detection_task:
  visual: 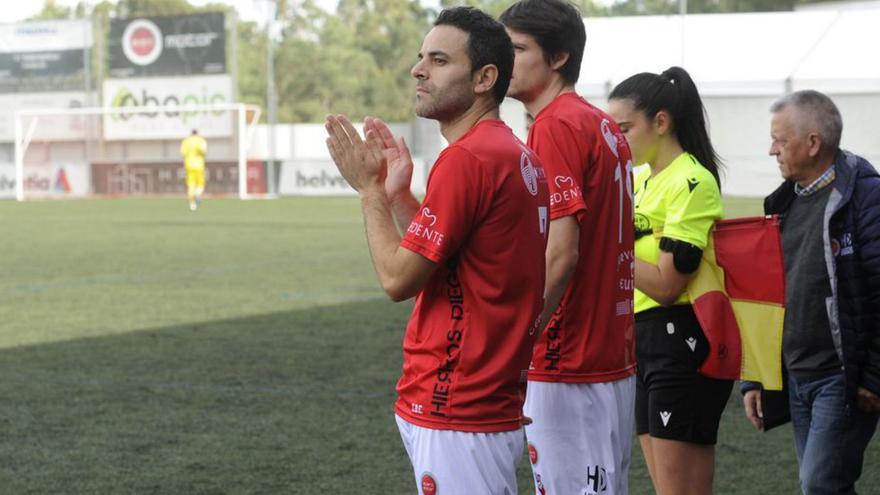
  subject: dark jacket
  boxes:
[742,150,880,424]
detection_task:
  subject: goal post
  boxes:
[14,103,262,201]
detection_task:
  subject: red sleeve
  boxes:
[400,146,487,263]
[529,118,587,222]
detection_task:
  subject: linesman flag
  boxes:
[687,215,786,390]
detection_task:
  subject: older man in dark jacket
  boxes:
[742,90,880,494]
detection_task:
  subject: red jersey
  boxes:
[395,120,549,433]
[527,93,636,383]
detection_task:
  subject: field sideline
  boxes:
[0,197,877,493]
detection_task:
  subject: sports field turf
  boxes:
[1,196,877,493]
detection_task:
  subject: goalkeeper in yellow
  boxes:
[181,129,207,211]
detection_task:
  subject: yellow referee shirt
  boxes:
[633,152,722,314]
[181,135,207,170]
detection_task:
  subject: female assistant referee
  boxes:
[608,66,732,495]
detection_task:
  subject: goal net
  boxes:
[14,103,262,201]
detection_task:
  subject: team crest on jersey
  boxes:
[634,214,652,238]
[600,119,620,158]
[521,152,539,196]
[421,472,437,495]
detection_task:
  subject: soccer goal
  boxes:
[14,103,262,201]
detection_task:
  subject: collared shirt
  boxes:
[794,165,836,197]
[633,152,723,313]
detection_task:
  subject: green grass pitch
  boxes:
[0,196,876,493]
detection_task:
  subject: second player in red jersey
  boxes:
[502,1,636,493]
[527,92,636,382]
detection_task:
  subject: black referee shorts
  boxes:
[635,304,733,445]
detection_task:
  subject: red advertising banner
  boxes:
[90,161,265,195]
[91,162,237,195]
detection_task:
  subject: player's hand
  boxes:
[743,389,764,431]
[325,114,386,193]
[857,386,880,414]
[363,116,413,202]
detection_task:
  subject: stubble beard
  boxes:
[414,83,475,121]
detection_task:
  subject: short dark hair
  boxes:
[434,7,513,105]
[500,0,585,85]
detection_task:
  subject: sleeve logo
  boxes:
[551,175,582,207]
[406,207,445,246]
[554,176,574,188]
[421,207,437,226]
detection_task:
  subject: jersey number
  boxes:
[613,160,634,243]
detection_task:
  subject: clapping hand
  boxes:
[325,114,386,193]
[363,117,414,202]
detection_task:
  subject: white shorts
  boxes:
[523,376,637,495]
[395,415,524,495]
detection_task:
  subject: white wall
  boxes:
[501,90,880,199]
[258,122,432,196]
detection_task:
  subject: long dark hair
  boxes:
[609,66,722,187]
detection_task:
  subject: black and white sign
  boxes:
[0,50,87,92]
[109,12,226,77]
[0,20,91,93]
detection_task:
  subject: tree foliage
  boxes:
[32,0,848,122]
[275,0,429,122]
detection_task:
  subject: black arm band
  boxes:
[658,237,702,274]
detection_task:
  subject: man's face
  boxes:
[411,25,475,121]
[505,28,554,102]
[769,106,815,183]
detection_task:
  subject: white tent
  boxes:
[504,9,880,197]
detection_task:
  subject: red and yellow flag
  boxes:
[687,215,786,390]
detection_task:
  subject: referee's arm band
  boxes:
[658,237,702,274]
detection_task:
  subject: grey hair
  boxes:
[770,90,843,151]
